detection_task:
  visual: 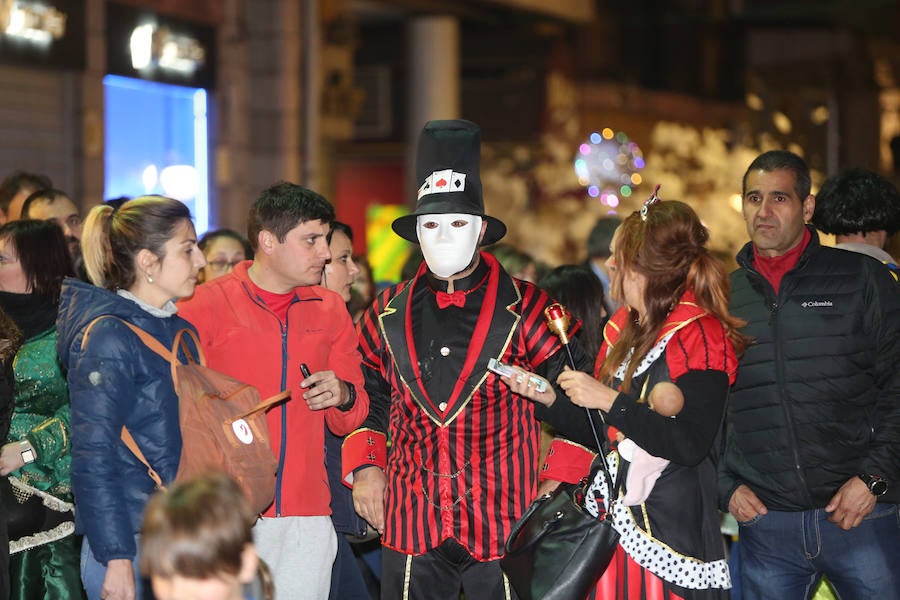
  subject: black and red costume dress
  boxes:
[343,252,594,586]
[545,290,736,600]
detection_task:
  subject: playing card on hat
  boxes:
[392,119,506,245]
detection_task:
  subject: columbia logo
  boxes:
[801,300,833,308]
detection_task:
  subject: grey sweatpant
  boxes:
[253,515,337,599]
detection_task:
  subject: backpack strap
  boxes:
[119,322,175,362]
[81,315,199,365]
[121,324,205,390]
[80,315,190,490]
[80,315,114,351]
[171,329,204,367]
[83,315,203,391]
[80,315,290,486]
[120,427,166,491]
[228,389,292,425]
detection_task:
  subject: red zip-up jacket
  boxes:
[179,261,368,517]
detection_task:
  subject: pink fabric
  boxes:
[619,438,670,505]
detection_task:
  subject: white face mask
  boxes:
[417,213,483,278]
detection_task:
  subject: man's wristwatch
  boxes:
[858,473,888,497]
[20,441,35,464]
[337,381,356,412]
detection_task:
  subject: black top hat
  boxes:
[392,119,506,245]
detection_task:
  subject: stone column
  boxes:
[77,0,106,209]
[247,0,302,187]
[215,0,303,232]
[406,16,460,202]
[214,0,249,230]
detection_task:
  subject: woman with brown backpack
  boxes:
[56,196,206,600]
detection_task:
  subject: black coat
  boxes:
[0,348,15,600]
[719,228,900,511]
[0,359,11,453]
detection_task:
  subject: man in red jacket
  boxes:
[179,182,369,599]
[344,120,593,599]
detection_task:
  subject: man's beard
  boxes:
[68,238,86,280]
[67,238,80,258]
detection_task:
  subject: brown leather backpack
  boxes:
[82,317,289,515]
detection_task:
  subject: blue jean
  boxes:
[81,535,151,600]
[738,503,900,600]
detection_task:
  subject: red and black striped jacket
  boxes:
[343,252,567,560]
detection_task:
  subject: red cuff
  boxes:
[342,428,387,488]
[540,438,596,484]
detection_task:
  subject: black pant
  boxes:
[0,487,9,600]
[381,538,517,600]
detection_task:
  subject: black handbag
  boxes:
[500,303,621,599]
[500,386,620,599]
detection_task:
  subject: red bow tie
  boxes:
[436,290,466,309]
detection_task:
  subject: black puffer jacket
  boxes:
[719,228,900,511]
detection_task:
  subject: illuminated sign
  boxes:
[129,22,206,75]
[106,2,215,89]
[0,0,67,46]
[0,0,83,69]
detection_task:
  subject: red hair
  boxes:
[598,200,748,391]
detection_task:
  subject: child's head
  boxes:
[140,472,258,600]
[647,381,684,417]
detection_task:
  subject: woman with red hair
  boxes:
[512,199,747,599]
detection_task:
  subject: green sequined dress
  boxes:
[6,326,84,600]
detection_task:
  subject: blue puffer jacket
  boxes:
[56,278,189,564]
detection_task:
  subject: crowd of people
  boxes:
[0,118,897,600]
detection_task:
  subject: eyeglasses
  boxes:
[208,259,243,272]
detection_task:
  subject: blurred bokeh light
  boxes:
[574,129,645,209]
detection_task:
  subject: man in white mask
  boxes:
[417,213,483,279]
[343,119,595,599]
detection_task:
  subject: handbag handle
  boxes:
[504,492,571,553]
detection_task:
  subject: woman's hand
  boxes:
[556,367,618,412]
[501,368,556,407]
[0,441,30,475]
[101,559,136,600]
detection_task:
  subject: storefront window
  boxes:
[103,74,209,234]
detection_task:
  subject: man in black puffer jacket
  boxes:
[720,150,900,600]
